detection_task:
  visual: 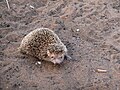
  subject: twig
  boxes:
[5,0,10,10]
[96,69,107,73]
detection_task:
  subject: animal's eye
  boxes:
[51,56,54,58]
[60,56,63,59]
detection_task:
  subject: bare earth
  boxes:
[0,0,120,90]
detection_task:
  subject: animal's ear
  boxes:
[64,54,72,60]
[47,50,56,57]
[47,50,51,56]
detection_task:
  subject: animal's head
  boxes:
[47,44,67,64]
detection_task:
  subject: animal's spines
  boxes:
[47,43,66,54]
[19,28,68,63]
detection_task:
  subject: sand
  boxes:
[0,0,120,90]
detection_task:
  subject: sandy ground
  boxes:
[0,0,120,90]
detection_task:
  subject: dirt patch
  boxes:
[0,0,120,90]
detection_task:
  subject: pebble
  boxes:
[29,5,34,9]
[35,61,41,65]
[76,29,80,32]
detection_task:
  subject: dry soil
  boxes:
[0,0,120,90]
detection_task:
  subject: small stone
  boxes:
[29,5,34,9]
[76,29,80,32]
[37,61,41,64]
[35,61,41,65]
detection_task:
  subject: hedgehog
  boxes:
[19,28,71,64]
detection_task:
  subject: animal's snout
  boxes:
[52,59,63,64]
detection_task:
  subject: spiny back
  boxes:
[19,28,63,59]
